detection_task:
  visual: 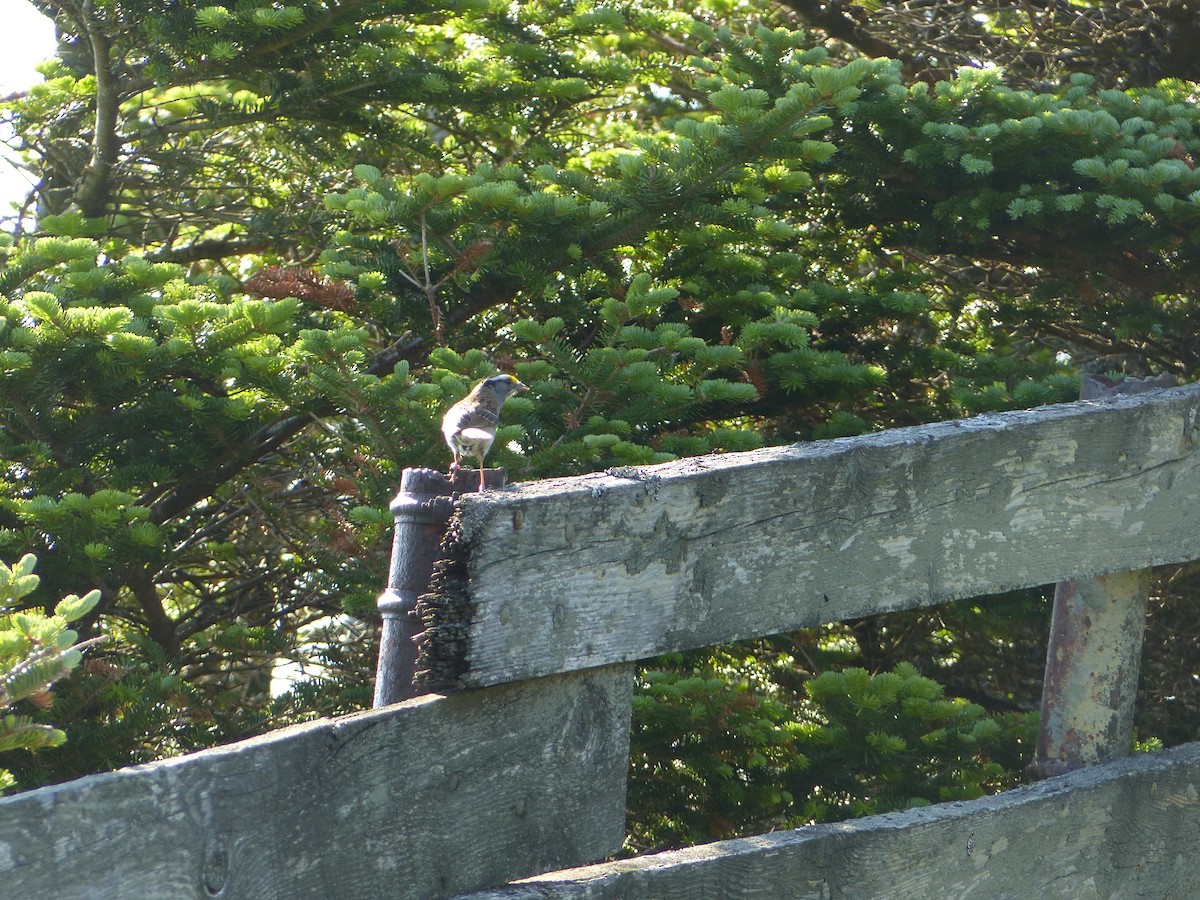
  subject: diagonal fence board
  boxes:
[0,665,634,900]
[418,383,1200,688]
[463,740,1200,900]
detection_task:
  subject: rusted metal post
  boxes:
[373,466,506,707]
[1032,373,1173,778]
[1034,569,1152,777]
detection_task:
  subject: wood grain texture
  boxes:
[418,383,1200,688]
[0,665,634,900]
[465,741,1200,899]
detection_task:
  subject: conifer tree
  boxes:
[0,0,1197,811]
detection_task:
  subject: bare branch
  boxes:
[73,0,121,217]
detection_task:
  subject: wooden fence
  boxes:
[3,382,1200,899]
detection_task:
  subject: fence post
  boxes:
[374,466,506,707]
[1032,373,1173,778]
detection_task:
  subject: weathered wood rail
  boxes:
[469,741,1200,899]
[2,382,1199,899]
[416,380,1200,688]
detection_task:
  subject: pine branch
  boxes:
[243,0,378,59]
[140,255,525,530]
[145,237,276,264]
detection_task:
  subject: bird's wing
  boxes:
[453,406,500,430]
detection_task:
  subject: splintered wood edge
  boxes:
[414,506,475,689]
[413,476,641,689]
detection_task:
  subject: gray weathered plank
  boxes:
[417,383,1200,688]
[463,740,1200,900]
[0,665,634,900]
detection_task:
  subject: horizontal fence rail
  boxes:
[464,741,1200,900]
[0,667,633,900]
[417,382,1200,688]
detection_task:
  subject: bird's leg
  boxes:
[477,464,487,492]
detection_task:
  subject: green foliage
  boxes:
[0,223,414,780]
[1,0,1197,826]
[628,652,1034,850]
[795,663,1033,819]
[822,68,1200,379]
[0,554,100,794]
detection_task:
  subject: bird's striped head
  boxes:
[480,373,528,397]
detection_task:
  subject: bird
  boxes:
[441,373,528,491]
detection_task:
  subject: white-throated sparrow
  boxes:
[442,373,528,491]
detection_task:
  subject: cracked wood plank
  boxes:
[464,740,1200,899]
[0,665,634,900]
[417,383,1200,688]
